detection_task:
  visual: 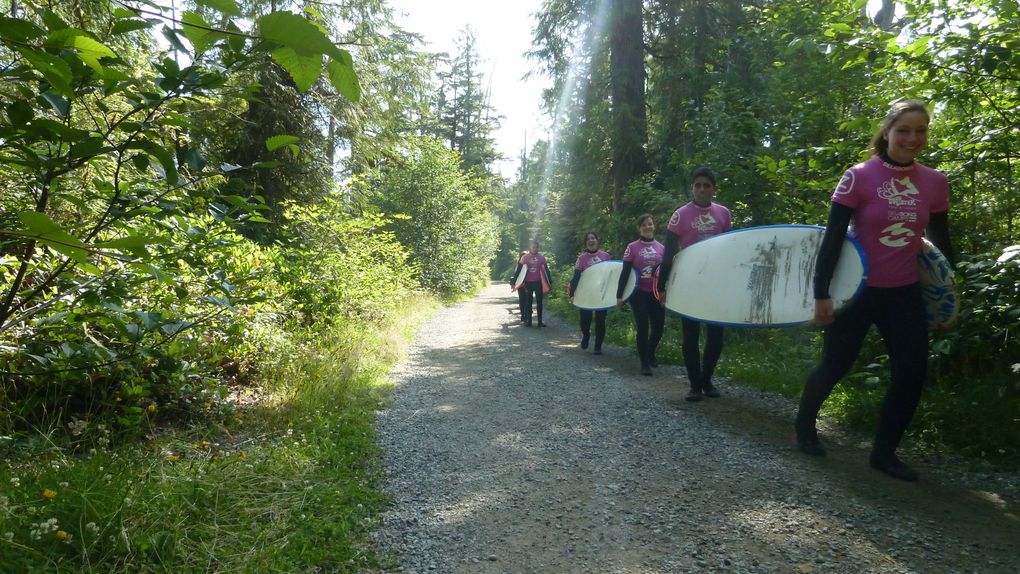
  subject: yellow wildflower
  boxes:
[55,530,68,541]
[42,489,57,500]
[168,454,180,463]
[147,404,157,413]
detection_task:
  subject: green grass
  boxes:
[548,290,1019,470]
[0,295,440,573]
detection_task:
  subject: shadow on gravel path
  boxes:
[374,284,1019,573]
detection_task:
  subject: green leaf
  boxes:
[66,34,117,73]
[0,16,45,41]
[258,12,342,58]
[181,11,216,53]
[40,92,71,116]
[18,211,89,263]
[226,21,245,53]
[7,99,34,124]
[266,135,300,152]
[327,56,361,102]
[271,47,321,92]
[17,47,73,96]
[196,0,242,17]
[110,18,152,35]
[126,140,178,185]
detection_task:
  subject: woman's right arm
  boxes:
[616,260,634,303]
[813,202,853,325]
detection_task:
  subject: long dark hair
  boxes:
[870,99,930,157]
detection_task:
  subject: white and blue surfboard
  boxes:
[571,260,638,311]
[918,239,957,328]
[661,225,868,327]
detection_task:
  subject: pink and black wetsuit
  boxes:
[512,252,552,326]
[568,249,611,351]
[797,154,953,462]
[661,201,733,393]
[617,238,665,370]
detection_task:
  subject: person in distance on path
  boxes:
[658,166,732,402]
[794,99,955,482]
[617,214,665,376]
[568,231,611,354]
[514,250,528,323]
[511,241,553,327]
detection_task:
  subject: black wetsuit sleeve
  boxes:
[568,269,582,296]
[511,263,523,285]
[544,263,552,284]
[617,261,634,299]
[813,202,854,300]
[659,230,681,292]
[926,211,955,265]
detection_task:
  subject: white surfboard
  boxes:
[662,225,867,327]
[572,261,638,311]
[511,263,527,291]
[918,239,957,328]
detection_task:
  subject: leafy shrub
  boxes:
[365,137,499,298]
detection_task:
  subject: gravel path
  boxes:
[373,284,1019,573]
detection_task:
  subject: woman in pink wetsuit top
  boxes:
[794,100,955,482]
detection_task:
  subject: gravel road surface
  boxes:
[373,284,1019,573]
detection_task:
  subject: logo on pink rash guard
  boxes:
[834,170,855,195]
[692,213,717,234]
[877,176,920,206]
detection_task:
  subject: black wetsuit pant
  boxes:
[523,280,544,324]
[681,318,724,391]
[795,284,928,457]
[579,309,607,349]
[517,287,527,321]
[630,290,665,368]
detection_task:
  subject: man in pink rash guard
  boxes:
[795,99,954,482]
[659,166,732,402]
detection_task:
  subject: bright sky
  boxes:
[386,0,549,180]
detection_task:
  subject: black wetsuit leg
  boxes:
[579,309,593,347]
[631,291,661,368]
[593,310,607,349]
[872,284,928,457]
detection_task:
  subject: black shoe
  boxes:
[538,322,547,328]
[685,389,703,402]
[870,453,919,482]
[703,383,720,398]
[641,365,653,376]
[796,427,826,456]
[593,346,602,355]
[580,336,590,350]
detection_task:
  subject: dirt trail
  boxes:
[373,284,1019,573]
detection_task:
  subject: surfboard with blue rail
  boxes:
[661,225,868,327]
[918,239,957,328]
[571,260,638,311]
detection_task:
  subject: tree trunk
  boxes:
[610,0,647,212]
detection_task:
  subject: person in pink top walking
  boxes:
[568,231,612,354]
[617,214,665,376]
[511,241,552,327]
[794,100,955,482]
[658,167,732,402]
